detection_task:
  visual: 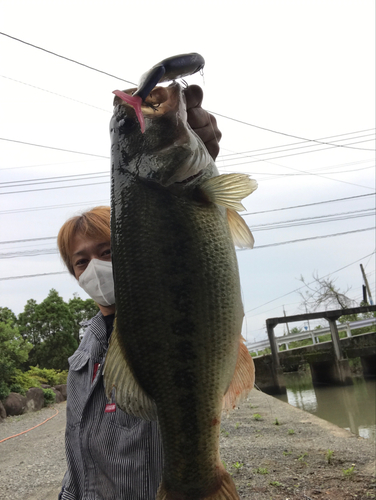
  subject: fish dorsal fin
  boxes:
[200,173,257,211]
[222,338,255,412]
[103,321,157,420]
[227,209,255,249]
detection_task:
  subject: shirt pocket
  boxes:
[66,349,91,428]
[114,406,143,431]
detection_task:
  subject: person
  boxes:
[57,85,221,500]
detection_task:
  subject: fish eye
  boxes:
[118,117,135,134]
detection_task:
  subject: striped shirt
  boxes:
[59,312,163,500]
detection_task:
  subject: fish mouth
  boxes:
[113,83,182,129]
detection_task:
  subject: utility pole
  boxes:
[283,306,290,334]
[304,304,312,331]
[360,264,374,305]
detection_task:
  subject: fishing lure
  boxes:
[113,53,205,133]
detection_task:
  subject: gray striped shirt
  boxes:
[60,312,163,500]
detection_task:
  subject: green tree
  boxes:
[0,307,17,326]
[68,294,99,343]
[0,321,32,399]
[18,289,78,370]
[18,298,39,345]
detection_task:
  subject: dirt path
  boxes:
[0,404,67,500]
[0,391,375,499]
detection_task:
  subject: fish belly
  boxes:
[111,178,243,497]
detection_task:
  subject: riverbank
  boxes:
[0,390,375,499]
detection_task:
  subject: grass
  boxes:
[283,450,292,456]
[326,449,334,464]
[270,481,283,487]
[274,418,280,425]
[342,465,356,479]
[253,413,262,421]
[288,428,295,435]
[254,467,269,474]
[232,461,244,470]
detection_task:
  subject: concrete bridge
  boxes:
[252,305,376,395]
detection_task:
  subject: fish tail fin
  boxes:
[223,338,255,411]
[156,463,239,499]
[200,173,257,212]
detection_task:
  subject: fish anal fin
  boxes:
[103,321,157,420]
[156,460,239,499]
[223,338,255,412]
[227,209,255,249]
[200,173,257,211]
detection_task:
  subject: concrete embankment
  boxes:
[0,391,375,499]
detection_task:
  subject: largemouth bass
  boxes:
[104,81,257,500]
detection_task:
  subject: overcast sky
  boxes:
[0,0,375,343]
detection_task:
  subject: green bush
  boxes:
[27,366,68,386]
[0,380,10,401]
[11,369,41,392]
[42,388,56,406]
[9,383,26,396]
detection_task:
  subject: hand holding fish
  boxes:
[184,84,222,160]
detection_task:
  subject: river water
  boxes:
[274,372,376,442]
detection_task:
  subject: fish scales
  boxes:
[112,180,241,489]
[106,82,256,500]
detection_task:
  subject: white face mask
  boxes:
[78,259,115,307]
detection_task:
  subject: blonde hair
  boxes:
[57,206,111,276]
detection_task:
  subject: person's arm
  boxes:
[184,85,222,160]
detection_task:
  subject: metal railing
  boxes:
[246,317,376,355]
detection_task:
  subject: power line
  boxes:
[0,236,56,245]
[0,271,67,281]
[1,226,374,261]
[250,209,375,231]
[217,129,376,159]
[0,199,109,215]
[240,227,375,251]
[2,150,373,188]
[0,32,137,85]
[0,158,107,172]
[0,192,373,217]
[1,145,374,194]
[244,250,376,314]
[218,139,375,170]
[217,134,375,166]
[209,111,375,151]
[0,75,111,113]
[0,172,109,188]
[5,208,372,245]
[244,193,375,216]
[1,31,375,153]
[0,138,110,160]
[0,179,109,195]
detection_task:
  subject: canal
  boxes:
[274,372,376,442]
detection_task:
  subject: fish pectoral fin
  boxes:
[103,322,157,420]
[227,209,255,249]
[223,338,255,412]
[200,173,257,211]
